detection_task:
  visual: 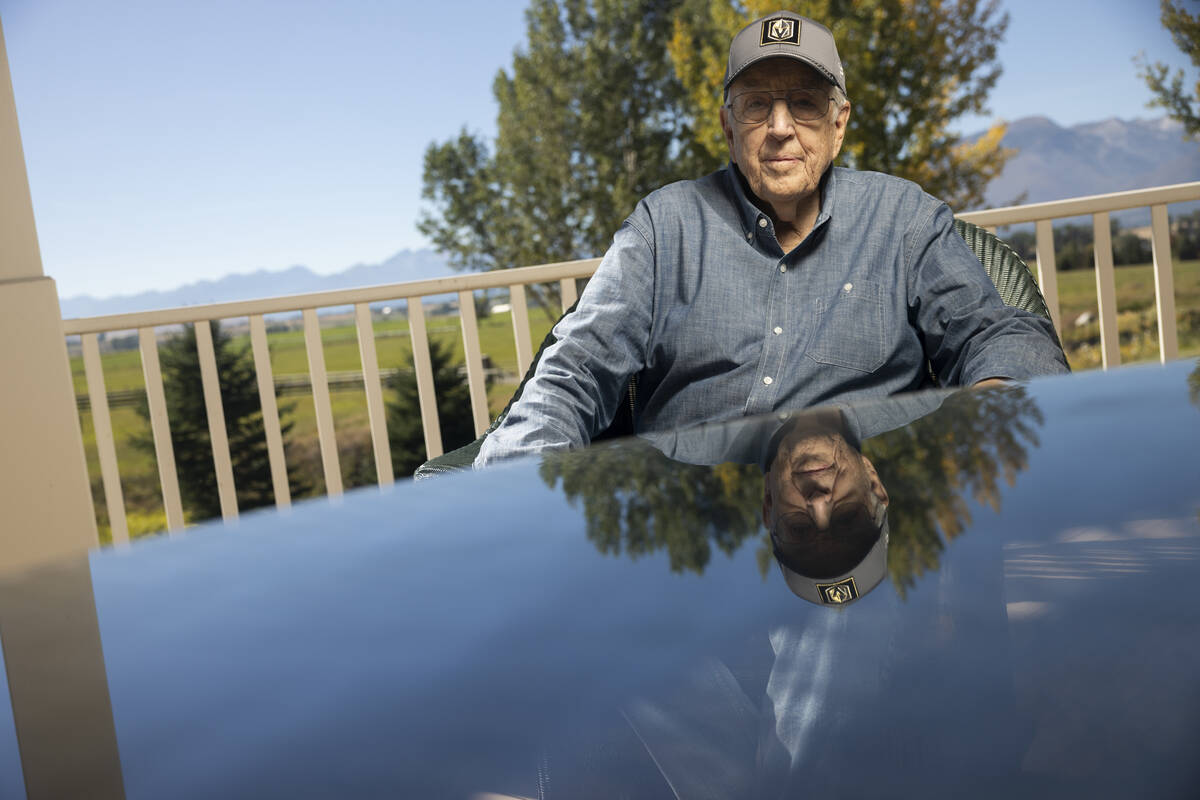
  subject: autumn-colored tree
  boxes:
[668,0,1014,210]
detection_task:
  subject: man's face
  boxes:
[720,59,850,213]
[763,424,886,531]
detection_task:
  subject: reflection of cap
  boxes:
[777,518,888,607]
[724,11,846,94]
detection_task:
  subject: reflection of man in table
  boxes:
[476,10,1067,468]
[623,400,1026,798]
[761,408,889,606]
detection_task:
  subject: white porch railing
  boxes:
[63,182,1200,542]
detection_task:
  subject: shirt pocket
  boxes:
[805,278,887,373]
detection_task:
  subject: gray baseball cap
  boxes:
[776,517,888,607]
[724,11,846,95]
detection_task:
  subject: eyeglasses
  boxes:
[726,88,832,125]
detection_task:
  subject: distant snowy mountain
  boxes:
[972,115,1200,210]
[59,249,457,319]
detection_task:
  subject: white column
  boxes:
[0,17,99,571]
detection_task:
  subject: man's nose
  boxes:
[796,475,834,529]
[805,493,833,530]
[765,99,795,137]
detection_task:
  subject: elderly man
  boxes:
[476,11,1067,467]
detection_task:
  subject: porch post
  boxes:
[0,17,99,572]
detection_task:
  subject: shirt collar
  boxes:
[724,162,838,240]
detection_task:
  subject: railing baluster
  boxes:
[354,303,394,486]
[138,327,184,532]
[1149,204,1179,362]
[1034,220,1061,334]
[457,290,491,436]
[407,297,443,461]
[194,321,239,520]
[559,277,578,313]
[1091,212,1121,369]
[303,308,343,496]
[81,333,128,544]
[509,283,533,377]
[249,315,291,507]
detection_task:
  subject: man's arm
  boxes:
[906,203,1069,385]
[474,219,657,467]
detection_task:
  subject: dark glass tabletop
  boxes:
[2,360,1199,799]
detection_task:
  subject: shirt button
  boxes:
[745,231,753,240]
[773,326,783,335]
[779,265,787,273]
[758,218,768,228]
[843,282,853,292]
[762,376,773,386]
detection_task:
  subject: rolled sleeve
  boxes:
[907,204,1069,385]
[474,217,656,467]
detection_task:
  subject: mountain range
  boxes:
[59,249,460,320]
[59,115,1200,320]
[976,115,1200,209]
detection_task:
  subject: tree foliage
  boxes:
[387,336,479,478]
[540,441,763,574]
[418,0,700,310]
[537,386,1043,598]
[421,0,1015,288]
[131,322,305,522]
[863,386,1042,596]
[668,0,1014,210]
[1137,0,1200,137]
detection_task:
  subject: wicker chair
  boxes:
[414,219,1058,478]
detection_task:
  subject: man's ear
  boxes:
[720,105,736,161]
[860,455,888,507]
[830,100,851,159]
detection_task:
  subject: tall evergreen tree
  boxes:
[132,322,304,521]
[669,0,1014,211]
[418,0,698,311]
[420,0,1016,289]
[387,337,479,478]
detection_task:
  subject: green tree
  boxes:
[387,337,479,477]
[668,0,1014,210]
[418,0,699,313]
[540,440,764,574]
[863,386,1043,596]
[131,322,305,522]
[1137,0,1200,136]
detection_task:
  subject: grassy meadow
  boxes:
[73,260,1200,542]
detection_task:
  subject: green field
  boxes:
[75,307,557,542]
[73,261,1200,542]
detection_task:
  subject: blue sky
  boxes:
[0,0,1191,300]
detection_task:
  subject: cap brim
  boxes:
[777,526,888,607]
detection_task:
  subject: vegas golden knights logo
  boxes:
[817,576,859,605]
[760,17,800,46]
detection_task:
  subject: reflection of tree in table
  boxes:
[539,442,763,574]
[864,387,1044,597]
[539,386,1045,592]
[1188,358,1200,409]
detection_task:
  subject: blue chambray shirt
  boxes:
[476,165,1068,466]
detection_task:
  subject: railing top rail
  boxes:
[958,181,1200,227]
[61,258,603,335]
